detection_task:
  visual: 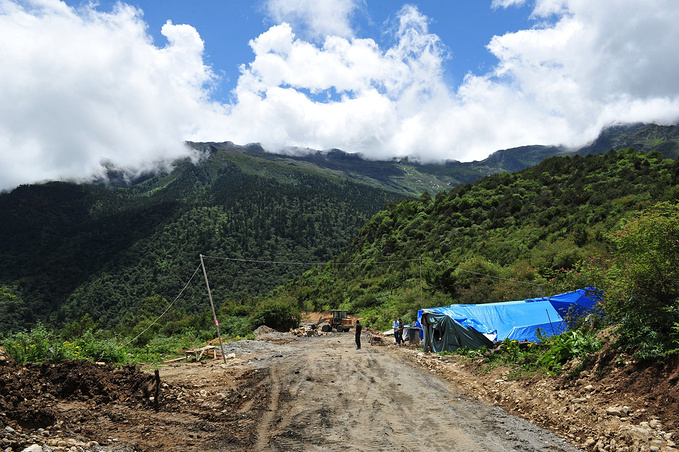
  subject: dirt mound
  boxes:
[610,354,679,425]
[1,360,158,430]
[0,344,287,451]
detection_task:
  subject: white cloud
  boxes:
[195,0,679,164]
[2,0,679,191]
[194,5,455,157]
[483,0,679,145]
[491,0,527,9]
[264,0,362,41]
[0,0,214,191]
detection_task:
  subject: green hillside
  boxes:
[0,138,568,335]
[189,141,567,198]
[0,146,406,332]
[276,149,679,349]
[1,124,678,346]
[577,123,679,158]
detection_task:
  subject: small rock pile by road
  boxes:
[289,323,332,337]
[1,419,134,452]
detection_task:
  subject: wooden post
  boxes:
[200,254,227,365]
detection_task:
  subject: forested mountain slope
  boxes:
[192,123,679,196]
[279,148,679,326]
[577,123,679,158]
[0,146,406,332]
[1,124,678,335]
[0,137,569,334]
[189,141,566,197]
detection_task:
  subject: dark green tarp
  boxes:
[421,311,494,353]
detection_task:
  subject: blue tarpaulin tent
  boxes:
[418,288,602,345]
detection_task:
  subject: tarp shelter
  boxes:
[418,288,601,349]
[420,312,494,353]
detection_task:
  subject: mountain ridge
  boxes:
[0,122,678,333]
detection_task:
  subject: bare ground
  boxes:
[1,328,678,452]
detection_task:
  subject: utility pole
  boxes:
[200,254,227,365]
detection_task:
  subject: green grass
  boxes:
[452,329,602,377]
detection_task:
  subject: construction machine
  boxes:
[330,310,352,332]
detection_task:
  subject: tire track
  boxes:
[247,334,581,451]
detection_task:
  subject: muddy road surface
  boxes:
[1,334,582,451]
[238,334,579,452]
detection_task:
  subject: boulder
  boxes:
[0,346,15,366]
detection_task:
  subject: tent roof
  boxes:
[420,288,601,342]
[420,312,494,352]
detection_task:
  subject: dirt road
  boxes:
[4,330,677,451]
[1,333,582,451]
[235,333,579,452]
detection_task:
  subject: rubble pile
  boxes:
[289,322,332,337]
[1,420,133,452]
[0,352,157,452]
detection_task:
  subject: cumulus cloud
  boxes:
[485,0,679,144]
[2,0,679,191]
[264,0,363,41]
[0,0,213,191]
[195,5,459,158]
[196,0,679,163]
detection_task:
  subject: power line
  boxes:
[454,269,545,289]
[200,254,422,266]
[111,254,543,355]
[201,253,543,289]
[119,264,203,350]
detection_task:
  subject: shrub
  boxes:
[3,323,55,364]
[604,202,679,359]
[537,330,601,373]
[249,298,300,331]
[75,331,128,363]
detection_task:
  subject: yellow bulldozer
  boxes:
[329,310,352,332]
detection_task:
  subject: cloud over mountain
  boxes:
[1,0,679,191]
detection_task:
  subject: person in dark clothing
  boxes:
[393,318,404,346]
[355,320,363,349]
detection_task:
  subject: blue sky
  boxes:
[114,1,535,102]
[1,0,679,190]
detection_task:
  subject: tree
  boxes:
[604,202,679,358]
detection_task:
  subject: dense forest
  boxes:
[276,149,679,356]
[1,124,679,359]
[0,146,407,333]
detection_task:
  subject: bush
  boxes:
[2,324,129,364]
[75,331,128,363]
[3,323,55,364]
[604,202,679,359]
[465,330,601,377]
[537,330,601,373]
[249,298,300,331]
[218,315,251,337]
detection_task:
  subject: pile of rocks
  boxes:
[1,419,133,452]
[289,323,331,337]
[0,347,14,367]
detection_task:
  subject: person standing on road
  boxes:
[398,318,404,346]
[355,320,363,349]
[393,318,403,346]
